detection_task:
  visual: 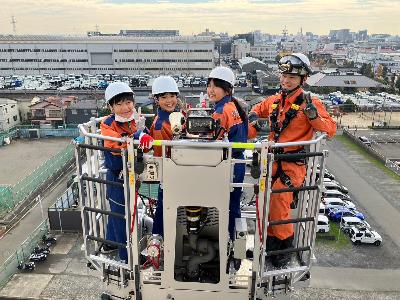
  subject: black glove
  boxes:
[303,102,318,120]
[248,111,259,123]
[248,112,269,132]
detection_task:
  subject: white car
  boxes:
[322,197,356,210]
[340,216,370,234]
[323,181,348,194]
[322,189,351,202]
[317,215,330,233]
[350,228,382,246]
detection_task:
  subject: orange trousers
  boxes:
[267,161,306,240]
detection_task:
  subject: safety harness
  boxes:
[270,92,308,208]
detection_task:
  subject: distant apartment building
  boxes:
[329,29,352,43]
[0,99,20,131]
[0,35,214,76]
[119,30,179,37]
[250,44,277,62]
[280,39,315,53]
[231,39,250,60]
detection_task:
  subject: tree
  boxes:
[360,63,374,79]
[376,64,384,79]
[342,99,356,112]
[395,77,400,94]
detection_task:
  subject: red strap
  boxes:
[255,194,264,243]
[130,190,139,233]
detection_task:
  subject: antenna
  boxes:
[95,24,99,32]
[11,15,17,34]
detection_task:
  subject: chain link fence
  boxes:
[0,219,49,288]
[0,125,79,147]
[0,144,75,217]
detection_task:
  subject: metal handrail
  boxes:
[78,121,327,150]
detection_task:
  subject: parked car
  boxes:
[340,216,371,234]
[323,181,348,194]
[350,228,382,246]
[328,207,365,222]
[322,190,351,202]
[322,197,356,210]
[317,215,330,233]
[316,166,335,180]
[358,136,371,146]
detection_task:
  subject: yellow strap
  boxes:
[291,103,300,110]
[152,140,256,149]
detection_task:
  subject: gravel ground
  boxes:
[291,288,400,300]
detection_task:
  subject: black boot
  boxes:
[246,236,281,260]
[265,236,282,264]
[271,235,294,268]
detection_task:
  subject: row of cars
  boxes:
[316,167,382,246]
[0,73,251,91]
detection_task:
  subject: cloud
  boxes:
[0,0,399,35]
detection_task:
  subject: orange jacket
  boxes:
[212,96,248,148]
[149,109,173,157]
[248,89,336,151]
[101,114,142,171]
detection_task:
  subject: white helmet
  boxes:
[105,82,134,103]
[152,76,179,95]
[278,53,312,76]
[208,66,235,87]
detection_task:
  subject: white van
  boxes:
[340,216,370,234]
[317,215,330,233]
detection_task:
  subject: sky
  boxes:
[0,0,399,36]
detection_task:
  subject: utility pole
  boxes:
[11,16,17,34]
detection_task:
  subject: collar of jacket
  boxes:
[214,95,231,113]
[157,108,172,121]
[280,88,304,105]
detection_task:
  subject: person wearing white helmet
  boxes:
[149,76,181,236]
[207,66,248,245]
[100,82,153,262]
[247,53,336,268]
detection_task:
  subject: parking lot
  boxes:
[336,111,400,128]
[314,136,400,269]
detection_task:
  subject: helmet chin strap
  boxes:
[280,85,301,96]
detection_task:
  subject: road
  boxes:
[0,170,74,264]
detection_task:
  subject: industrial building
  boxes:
[0,35,214,76]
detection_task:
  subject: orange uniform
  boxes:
[249,88,336,240]
[100,114,144,262]
[149,109,173,157]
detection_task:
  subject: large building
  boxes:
[0,35,214,76]
[231,39,250,60]
[0,98,20,131]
